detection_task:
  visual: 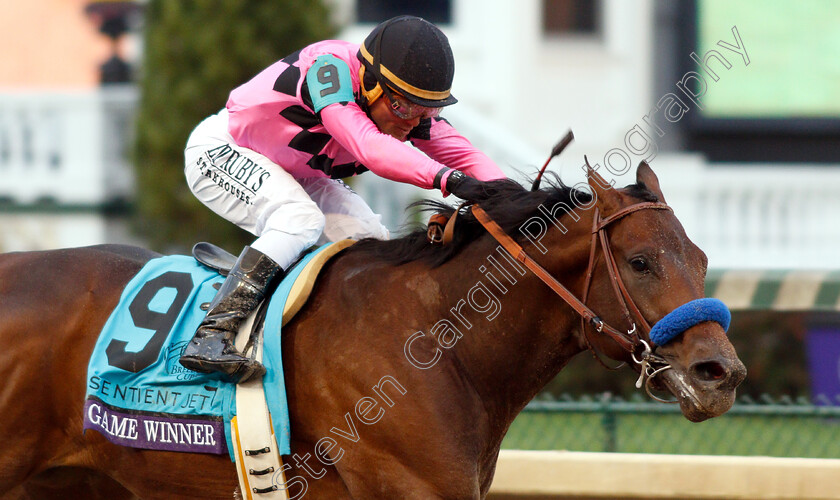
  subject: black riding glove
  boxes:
[445,170,486,200]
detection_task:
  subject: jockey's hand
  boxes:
[445,170,487,200]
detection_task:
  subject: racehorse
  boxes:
[0,163,745,499]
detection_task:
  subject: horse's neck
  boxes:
[443,224,591,432]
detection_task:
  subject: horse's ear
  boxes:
[585,156,622,215]
[636,161,667,204]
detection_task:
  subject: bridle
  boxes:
[471,199,678,401]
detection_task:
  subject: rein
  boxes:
[581,202,673,347]
[471,201,677,401]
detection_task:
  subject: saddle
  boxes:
[194,240,355,497]
[192,240,354,326]
[192,242,238,276]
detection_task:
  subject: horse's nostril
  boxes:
[692,360,726,382]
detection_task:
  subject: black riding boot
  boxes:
[179,246,282,383]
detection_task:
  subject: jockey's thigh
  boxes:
[298,177,391,244]
[184,109,325,269]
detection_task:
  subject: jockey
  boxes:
[179,15,506,382]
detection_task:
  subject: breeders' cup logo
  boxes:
[166,341,201,381]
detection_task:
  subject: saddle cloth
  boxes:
[83,240,353,461]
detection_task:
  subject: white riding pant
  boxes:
[184,109,390,270]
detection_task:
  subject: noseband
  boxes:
[472,201,676,400]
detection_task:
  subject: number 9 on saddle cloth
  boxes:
[82,242,349,460]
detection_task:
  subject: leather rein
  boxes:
[471,201,678,400]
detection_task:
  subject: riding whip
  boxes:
[531,129,574,191]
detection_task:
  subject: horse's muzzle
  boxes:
[657,338,747,422]
[689,355,747,393]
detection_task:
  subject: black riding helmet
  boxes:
[358,16,458,108]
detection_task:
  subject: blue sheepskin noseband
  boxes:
[649,298,731,346]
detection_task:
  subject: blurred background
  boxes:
[3,0,840,472]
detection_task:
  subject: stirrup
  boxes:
[179,337,266,383]
[231,359,266,384]
[180,354,265,383]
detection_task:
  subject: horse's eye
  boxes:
[630,257,649,273]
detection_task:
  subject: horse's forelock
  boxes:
[624,182,661,203]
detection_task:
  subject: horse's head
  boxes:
[583,162,746,422]
[350,164,744,423]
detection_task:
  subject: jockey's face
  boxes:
[369,94,422,142]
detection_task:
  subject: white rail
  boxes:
[488,450,840,500]
[652,155,840,270]
[0,86,137,205]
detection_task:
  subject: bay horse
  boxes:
[0,163,745,499]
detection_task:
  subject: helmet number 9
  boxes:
[317,64,340,97]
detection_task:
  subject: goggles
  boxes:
[382,85,442,120]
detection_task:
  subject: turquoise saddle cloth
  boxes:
[83,244,334,460]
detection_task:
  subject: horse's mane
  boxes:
[348,175,660,267]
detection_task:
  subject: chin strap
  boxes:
[358,64,383,105]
